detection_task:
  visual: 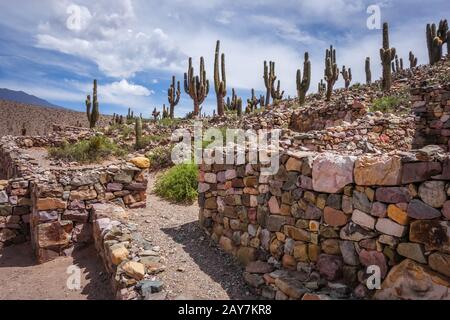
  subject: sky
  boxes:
[0,0,449,117]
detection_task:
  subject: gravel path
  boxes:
[130,173,254,300]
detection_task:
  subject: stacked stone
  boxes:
[30,157,150,263]
[198,149,450,300]
[0,178,31,248]
[411,84,450,151]
[92,203,165,300]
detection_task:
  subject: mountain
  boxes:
[0,88,63,109]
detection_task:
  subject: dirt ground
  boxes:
[0,243,113,300]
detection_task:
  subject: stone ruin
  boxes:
[198,79,450,300]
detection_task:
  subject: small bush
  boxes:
[369,95,409,113]
[158,117,182,127]
[49,135,126,163]
[146,145,173,170]
[154,163,198,203]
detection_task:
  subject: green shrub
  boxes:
[146,145,173,170]
[154,163,198,203]
[49,135,126,163]
[369,95,409,113]
[158,117,182,127]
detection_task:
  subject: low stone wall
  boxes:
[289,99,367,133]
[92,203,166,300]
[411,83,450,151]
[198,148,450,300]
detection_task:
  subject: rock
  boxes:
[409,220,449,252]
[387,205,409,225]
[303,204,323,219]
[293,243,309,261]
[129,157,150,169]
[352,209,376,230]
[275,275,308,299]
[428,252,450,277]
[354,155,402,186]
[107,183,123,192]
[324,207,348,227]
[326,194,342,210]
[236,247,256,265]
[122,261,145,280]
[114,171,134,184]
[284,225,310,241]
[321,239,340,255]
[62,209,89,223]
[245,261,274,274]
[401,162,442,184]
[317,254,343,281]
[375,218,407,237]
[374,259,449,300]
[353,191,372,213]
[243,272,264,287]
[92,203,128,220]
[407,199,441,219]
[268,196,280,214]
[36,220,72,249]
[266,215,294,232]
[359,249,388,278]
[418,181,447,208]
[109,244,129,265]
[138,280,163,297]
[204,173,217,184]
[71,223,92,243]
[340,222,377,241]
[286,157,302,172]
[36,198,67,211]
[312,153,356,193]
[371,202,387,218]
[443,201,450,219]
[396,243,427,263]
[375,187,411,203]
[0,191,8,204]
[219,236,235,253]
[339,241,359,266]
[0,228,16,242]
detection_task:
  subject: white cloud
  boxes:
[103,79,152,96]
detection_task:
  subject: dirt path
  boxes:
[130,173,254,300]
[0,243,113,300]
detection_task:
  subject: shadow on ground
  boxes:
[162,221,255,300]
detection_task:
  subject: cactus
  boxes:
[247,88,260,112]
[341,65,352,89]
[260,95,265,108]
[168,75,180,119]
[318,79,326,96]
[365,57,372,85]
[448,30,450,55]
[296,52,311,105]
[119,115,124,125]
[324,45,339,101]
[184,57,209,117]
[135,116,142,149]
[271,79,284,104]
[162,104,169,119]
[380,23,396,91]
[409,51,418,68]
[426,20,448,65]
[400,58,404,70]
[85,79,99,129]
[236,97,242,116]
[263,61,277,107]
[21,123,27,136]
[395,55,400,72]
[214,40,227,116]
[152,107,160,121]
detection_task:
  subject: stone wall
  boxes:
[411,83,450,151]
[198,149,450,300]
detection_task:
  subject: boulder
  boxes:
[36,198,67,211]
[418,181,447,208]
[375,187,411,203]
[396,243,427,264]
[122,261,145,280]
[317,254,343,281]
[407,199,441,220]
[401,162,442,184]
[409,220,449,252]
[312,153,356,193]
[324,207,348,227]
[354,155,402,186]
[375,218,407,237]
[428,252,450,278]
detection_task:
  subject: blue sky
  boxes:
[0,0,449,117]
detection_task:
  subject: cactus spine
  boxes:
[168,76,180,119]
[263,61,277,107]
[409,51,418,68]
[184,57,209,117]
[296,52,311,105]
[214,40,227,116]
[365,57,372,85]
[135,116,142,149]
[426,20,448,65]
[341,65,352,89]
[324,45,339,101]
[86,79,99,129]
[380,23,396,91]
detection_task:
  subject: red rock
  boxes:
[359,249,388,278]
[375,187,411,203]
[324,206,348,227]
[401,162,442,184]
[317,254,343,281]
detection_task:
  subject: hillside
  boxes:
[0,100,112,136]
[0,88,62,109]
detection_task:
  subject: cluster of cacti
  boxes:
[225,88,242,115]
[426,19,448,65]
[380,22,396,91]
[152,107,160,121]
[246,88,263,113]
[168,76,180,119]
[324,45,339,101]
[214,40,227,116]
[392,55,404,73]
[135,116,142,149]
[184,57,209,117]
[296,52,311,105]
[271,79,284,104]
[263,61,277,107]
[162,104,169,119]
[409,51,418,68]
[111,113,124,125]
[365,57,372,85]
[86,79,100,129]
[127,108,134,121]
[318,79,326,96]
[341,65,352,89]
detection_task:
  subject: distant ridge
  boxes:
[0,88,64,109]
